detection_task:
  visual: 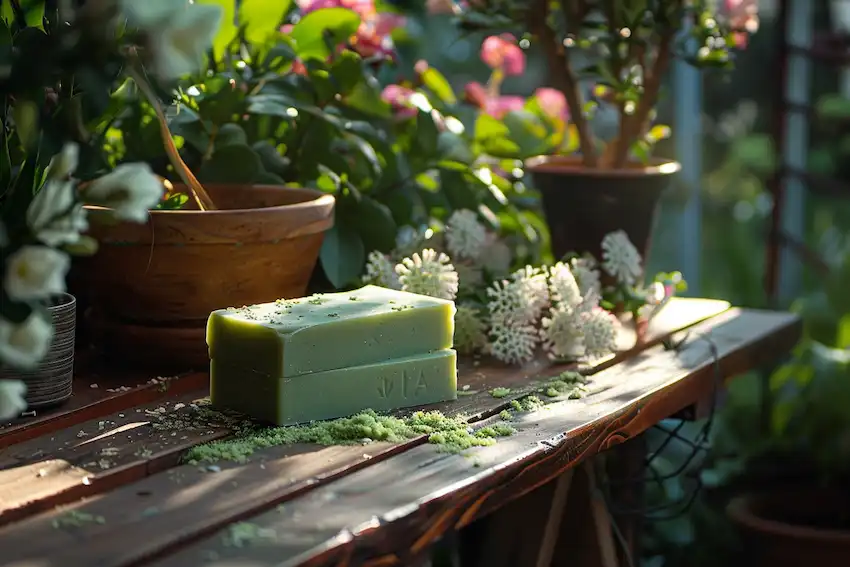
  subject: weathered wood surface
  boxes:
[0,306,799,567]
[145,309,799,567]
[0,362,206,449]
[0,297,728,538]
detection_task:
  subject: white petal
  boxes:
[4,246,70,301]
[0,379,27,420]
[0,313,53,369]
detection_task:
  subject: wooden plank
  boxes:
[0,306,796,567]
[0,393,236,525]
[0,363,207,449]
[135,308,798,567]
[0,298,728,530]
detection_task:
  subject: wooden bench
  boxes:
[0,299,801,567]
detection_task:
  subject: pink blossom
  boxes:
[464,81,524,119]
[533,88,569,123]
[295,0,405,59]
[721,0,759,48]
[381,84,418,120]
[480,34,525,76]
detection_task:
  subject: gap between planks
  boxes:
[0,304,789,567]
[0,298,728,529]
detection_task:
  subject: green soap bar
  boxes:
[210,349,458,425]
[206,285,455,378]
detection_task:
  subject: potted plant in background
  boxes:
[436,0,759,265]
[0,0,180,417]
[80,0,548,369]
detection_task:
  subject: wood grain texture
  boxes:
[0,298,727,533]
[142,308,799,567]
[0,365,207,450]
[0,308,799,567]
[0,299,731,567]
[0,392,224,525]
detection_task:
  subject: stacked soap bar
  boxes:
[206,285,458,425]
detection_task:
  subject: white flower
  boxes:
[601,230,643,286]
[580,308,619,359]
[509,266,549,320]
[548,262,582,310]
[488,322,538,365]
[0,380,26,420]
[570,256,602,298]
[454,305,488,355]
[541,307,585,360]
[395,249,459,300]
[82,163,164,223]
[480,235,512,276]
[46,142,79,181]
[4,246,70,301]
[27,143,87,247]
[0,312,54,369]
[362,250,401,289]
[27,179,88,247]
[121,0,223,80]
[445,209,487,259]
[486,279,533,327]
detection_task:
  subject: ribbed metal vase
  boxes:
[0,292,76,408]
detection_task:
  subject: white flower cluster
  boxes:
[395,249,459,300]
[0,143,164,418]
[601,229,643,286]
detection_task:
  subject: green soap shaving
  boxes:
[184,409,518,464]
[51,510,106,529]
[222,522,277,548]
[540,371,590,399]
[490,387,511,398]
[499,409,512,420]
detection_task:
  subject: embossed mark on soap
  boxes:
[376,370,428,399]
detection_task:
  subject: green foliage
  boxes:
[107,5,548,289]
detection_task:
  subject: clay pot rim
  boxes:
[727,492,850,543]
[84,185,334,216]
[525,155,681,177]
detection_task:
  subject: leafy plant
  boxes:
[434,0,760,168]
[106,2,549,289]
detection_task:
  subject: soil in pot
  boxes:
[78,184,335,371]
[526,155,680,266]
[727,488,850,567]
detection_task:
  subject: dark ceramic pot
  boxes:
[0,292,76,408]
[526,155,681,264]
[727,488,850,567]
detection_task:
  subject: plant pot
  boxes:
[78,184,335,371]
[526,155,681,265]
[727,488,850,567]
[0,293,76,408]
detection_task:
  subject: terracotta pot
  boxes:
[526,155,681,265]
[78,184,335,371]
[727,488,850,567]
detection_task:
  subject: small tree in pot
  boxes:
[432,0,759,263]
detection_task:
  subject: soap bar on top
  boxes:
[206,285,456,378]
[211,349,458,425]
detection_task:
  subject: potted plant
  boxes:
[0,0,182,417]
[78,1,549,369]
[433,0,759,263]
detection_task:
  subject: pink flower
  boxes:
[295,0,405,59]
[720,0,759,48]
[381,84,418,120]
[533,87,569,123]
[480,34,525,76]
[464,81,524,119]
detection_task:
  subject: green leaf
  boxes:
[837,314,850,349]
[239,0,291,45]
[290,8,361,60]
[346,194,397,253]
[414,110,440,155]
[320,218,366,288]
[343,82,392,118]
[1,0,43,29]
[474,113,510,141]
[502,110,550,158]
[420,68,457,105]
[330,50,364,95]
[197,0,238,59]
[215,123,248,147]
[437,132,474,164]
[198,144,263,183]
